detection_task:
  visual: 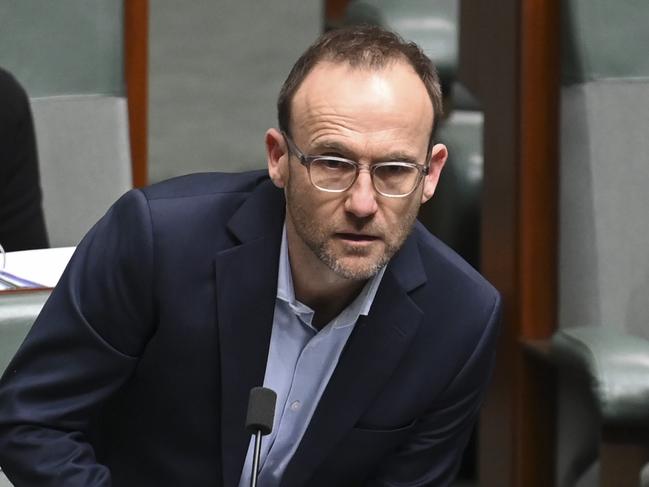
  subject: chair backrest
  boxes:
[556,2,649,485]
[0,2,132,247]
[558,0,649,338]
[345,0,458,91]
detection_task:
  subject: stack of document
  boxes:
[0,247,75,291]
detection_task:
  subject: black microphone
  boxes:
[245,387,277,487]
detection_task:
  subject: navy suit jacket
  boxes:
[0,171,500,486]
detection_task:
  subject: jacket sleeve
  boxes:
[367,292,502,487]
[0,189,156,486]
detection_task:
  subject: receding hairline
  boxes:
[287,57,436,145]
[295,54,430,89]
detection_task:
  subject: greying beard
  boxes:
[310,238,395,280]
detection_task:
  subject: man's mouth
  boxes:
[336,232,379,242]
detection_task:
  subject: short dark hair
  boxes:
[277,25,443,147]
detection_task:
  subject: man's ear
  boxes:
[266,128,289,189]
[421,143,448,204]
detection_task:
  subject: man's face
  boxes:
[267,60,447,282]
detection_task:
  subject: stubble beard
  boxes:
[285,181,419,281]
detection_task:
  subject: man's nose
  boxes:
[344,170,378,218]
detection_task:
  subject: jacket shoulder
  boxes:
[140,170,269,201]
[412,221,500,308]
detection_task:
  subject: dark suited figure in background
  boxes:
[0,67,48,251]
[0,27,500,486]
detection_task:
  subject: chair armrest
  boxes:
[550,326,649,425]
[641,462,649,487]
[0,289,50,374]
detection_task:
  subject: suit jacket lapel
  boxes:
[215,180,285,487]
[282,234,427,486]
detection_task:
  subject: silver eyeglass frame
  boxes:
[282,132,430,198]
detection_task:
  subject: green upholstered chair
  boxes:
[0,2,133,247]
[0,290,50,486]
[345,0,458,93]
[544,1,649,485]
[422,99,482,269]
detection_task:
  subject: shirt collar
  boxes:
[276,222,386,330]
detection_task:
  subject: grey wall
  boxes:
[148,1,321,183]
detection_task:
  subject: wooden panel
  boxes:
[459,1,520,484]
[601,427,649,487]
[516,1,560,483]
[324,0,351,20]
[459,0,560,485]
[519,0,559,342]
[324,0,352,29]
[125,0,149,188]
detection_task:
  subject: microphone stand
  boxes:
[250,430,262,487]
[245,386,276,487]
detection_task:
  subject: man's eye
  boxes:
[319,159,349,170]
[379,164,410,176]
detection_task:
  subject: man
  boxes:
[0,26,500,486]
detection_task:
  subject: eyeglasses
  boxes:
[283,133,429,198]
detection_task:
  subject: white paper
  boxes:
[2,247,75,288]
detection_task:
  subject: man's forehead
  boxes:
[290,60,434,139]
[297,58,419,91]
[295,60,429,106]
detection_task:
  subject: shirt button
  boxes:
[290,400,301,411]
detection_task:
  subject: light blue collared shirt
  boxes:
[238,224,386,487]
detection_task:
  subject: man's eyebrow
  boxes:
[309,141,420,164]
[379,151,420,164]
[310,140,350,155]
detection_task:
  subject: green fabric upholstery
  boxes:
[0,470,11,486]
[30,96,132,247]
[641,463,649,487]
[419,110,483,267]
[551,326,649,426]
[0,292,44,480]
[561,0,649,84]
[556,2,649,476]
[0,292,44,487]
[344,0,458,90]
[0,290,49,375]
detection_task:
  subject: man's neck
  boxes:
[285,227,367,330]
[293,269,366,330]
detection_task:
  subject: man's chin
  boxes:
[324,254,387,281]
[309,240,390,280]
